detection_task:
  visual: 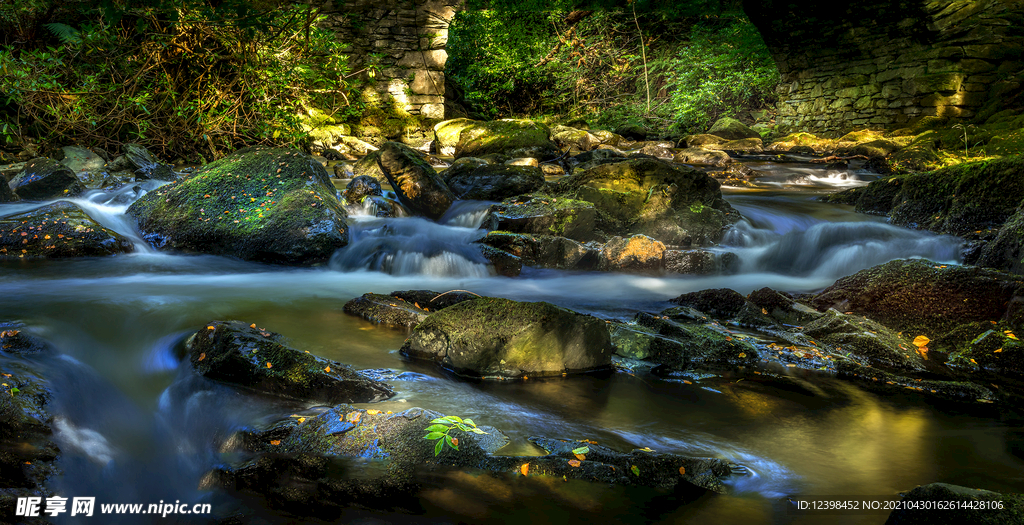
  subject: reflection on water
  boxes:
[1,159,1022,524]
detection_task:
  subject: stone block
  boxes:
[397,49,448,68]
[408,94,443,105]
[410,69,445,95]
[420,103,445,119]
[903,72,963,95]
[960,58,997,73]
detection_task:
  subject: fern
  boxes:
[44,23,80,45]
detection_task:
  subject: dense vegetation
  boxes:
[446,4,780,137]
[0,0,364,162]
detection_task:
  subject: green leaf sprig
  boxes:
[423,415,488,456]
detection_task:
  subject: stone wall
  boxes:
[319,0,461,119]
[743,0,1024,134]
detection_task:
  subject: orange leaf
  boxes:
[250,323,256,328]
[737,353,746,358]
[198,353,206,362]
[995,349,1003,353]
[912,335,930,348]
[266,362,272,368]
[574,453,586,461]
[452,437,459,447]
[761,308,768,315]
[325,366,331,373]
[206,325,215,330]
[270,440,281,445]
[414,302,421,308]
[568,459,581,467]
[679,466,686,475]
[521,463,530,476]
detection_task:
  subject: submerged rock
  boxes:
[401,297,612,378]
[127,147,348,264]
[0,202,134,260]
[186,320,394,404]
[8,157,83,200]
[375,141,455,220]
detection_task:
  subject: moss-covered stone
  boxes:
[599,234,665,272]
[557,158,740,247]
[977,205,1024,275]
[186,320,394,404]
[9,157,83,200]
[672,148,733,166]
[376,141,455,220]
[477,244,523,276]
[453,119,561,160]
[804,309,926,372]
[488,194,598,241]
[0,202,134,260]
[342,293,430,328]
[707,117,760,141]
[445,164,544,201]
[746,287,823,325]
[476,231,598,270]
[885,483,1024,525]
[664,249,739,275]
[388,290,480,311]
[126,147,348,264]
[400,297,612,378]
[669,288,748,318]
[433,118,477,153]
[810,259,1024,352]
[343,175,382,204]
[611,312,757,373]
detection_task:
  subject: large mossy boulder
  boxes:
[126,147,348,264]
[445,164,544,201]
[707,117,760,141]
[8,157,83,200]
[186,320,394,404]
[810,259,1024,352]
[433,118,478,154]
[375,141,455,220]
[451,119,561,161]
[400,297,613,378]
[557,158,740,247]
[803,309,926,372]
[488,193,598,241]
[0,202,134,260]
[611,312,757,373]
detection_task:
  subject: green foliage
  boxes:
[0,1,362,160]
[423,415,487,456]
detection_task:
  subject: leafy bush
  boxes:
[0,1,361,160]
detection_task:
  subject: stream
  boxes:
[2,157,1022,524]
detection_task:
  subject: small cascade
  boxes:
[70,181,169,253]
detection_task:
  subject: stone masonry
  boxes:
[319,0,462,119]
[743,0,1024,133]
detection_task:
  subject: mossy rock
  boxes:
[611,312,757,373]
[684,134,728,148]
[810,259,1024,352]
[669,288,747,318]
[9,157,83,200]
[947,326,1024,378]
[186,320,394,404]
[1,202,133,260]
[342,293,429,328]
[388,290,480,311]
[127,147,348,264]
[803,309,926,373]
[343,175,382,204]
[707,117,759,141]
[352,149,384,181]
[439,157,488,182]
[400,297,613,378]
[599,234,666,272]
[476,231,598,270]
[664,249,739,275]
[746,287,822,325]
[550,124,596,151]
[885,483,1024,525]
[477,244,523,276]
[977,205,1024,275]
[453,119,561,160]
[488,193,598,241]
[375,141,455,220]
[672,148,733,166]
[433,118,477,152]
[445,164,544,201]
[765,132,832,153]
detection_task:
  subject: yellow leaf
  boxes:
[206,325,215,330]
[568,459,581,467]
[325,366,331,373]
[366,409,381,415]
[912,335,930,348]
[270,440,281,445]
[970,358,978,364]
[737,353,746,358]
[521,463,530,476]
[761,308,768,315]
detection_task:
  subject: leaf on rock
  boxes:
[571,446,590,455]
[679,466,686,476]
[630,465,640,477]
[521,463,530,476]
[912,335,930,348]
[568,459,581,467]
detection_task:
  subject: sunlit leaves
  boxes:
[423,415,488,456]
[521,463,530,476]
[630,465,640,476]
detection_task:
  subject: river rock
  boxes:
[611,312,757,373]
[669,288,748,318]
[445,164,544,201]
[810,259,1024,351]
[551,124,598,152]
[884,483,1024,525]
[684,134,729,148]
[487,193,598,241]
[0,175,17,202]
[664,249,739,275]
[636,141,676,158]
[600,235,666,272]
[351,149,384,181]
[441,157,489,181]
[8,158,83,200]
[746,287,822,326]
[557,158,740,247]
[186,320,393,404]
[342,293,430,327]
[477,232,599,270]
[804,309,927,372]
[389,290,481,311]
[0,202,134,260]
[122,143,176,181]
[216,404,737,520]
[478,244,523,277]
[433,118,478,155]
[707,117,760,141]
[569,148,626,169]
[704,138,764,153]
[452,119,561,161]
[57,146,105,173]
[375,141,455,220]
[343,175,382,204]
[127,147,348,264]
[976,204,1024,276]
[0,335,61,525]
[673,148,733,166]
[401,297,612,378]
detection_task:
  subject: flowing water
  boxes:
[1,159,1021,524]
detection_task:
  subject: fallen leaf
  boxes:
[452,437,459,447]
[574,453,586,461]
[250,323,256,328]
[761,308,768,315]
[207,325,215,330]
[568,459,581,467]
[679,466,686,475]
[912,335,930,348]
[738,353,746,358]
[270,440,281,445]
[325,366,331,373]
[366,409,381,415]
[521,463,530,476]
[266,362,272,368]
[197,353,206,362]
[631,465,640,476]
[995,348,1003,353]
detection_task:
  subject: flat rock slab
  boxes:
[343,293,430,328]
[186,320,394,404]
[0,202,133,260]
[9,157,83,200]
